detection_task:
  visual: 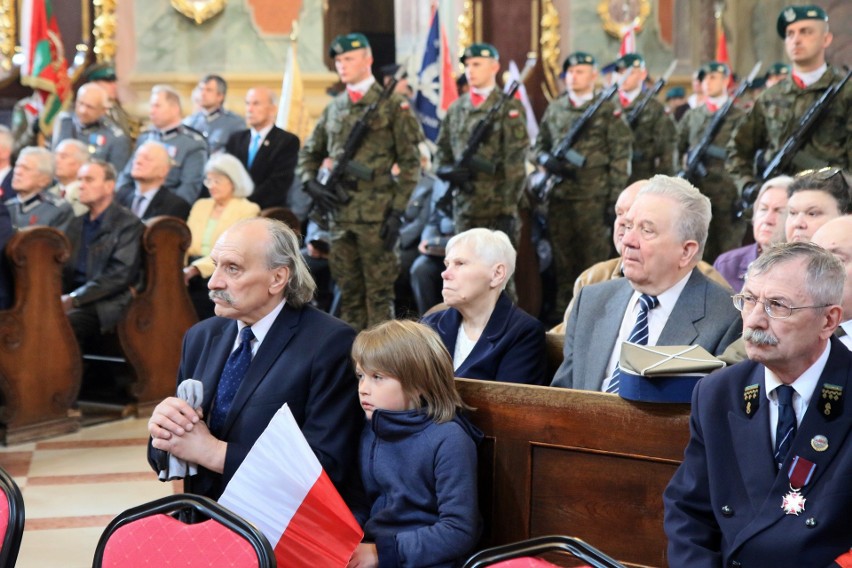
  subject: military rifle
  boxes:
[678,61,762,183]
[626,60,678,129]
[741,66,852,206]
[435,80,522,214]
[529,83,619,203]
[306,67,405,213]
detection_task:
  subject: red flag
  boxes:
[715,18,730,66]
[218,404,363,567]
[619,21,638,56]
[20,0,71,136]
[438,10,458,113]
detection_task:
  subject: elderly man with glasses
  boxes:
[665,241,852,567]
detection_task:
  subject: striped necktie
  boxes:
[606,293,659,394]
[774,385,797,470]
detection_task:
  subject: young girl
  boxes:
[347,320,482,568]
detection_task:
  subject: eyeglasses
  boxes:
[794,167,843,181]
[731,293,830,319]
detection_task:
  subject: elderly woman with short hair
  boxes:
[183,153,261,319]
[421,228,547,385]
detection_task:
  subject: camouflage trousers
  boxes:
[329,222,398,331]
[697,174,746,264]
[548,198,611,317]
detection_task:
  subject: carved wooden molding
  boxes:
[597,0,652,38]
[170,0,227,25]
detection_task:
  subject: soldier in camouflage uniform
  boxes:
[728,5,850,202]
[182,74,245,154]
[532,52,632,315]
[52,83,133,172]
[117,85,208,206]
[434,43,528,243]
[678,61,746,262]
[614,54,676,182]
[297,33,422,331]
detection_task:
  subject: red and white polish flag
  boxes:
[219,404,363,567]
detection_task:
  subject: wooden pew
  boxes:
[0,227,80,444]
[457,379,690,568]
[117,216,197,414]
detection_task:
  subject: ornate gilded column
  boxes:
[457,0,474,71]
[93,0,117,63]
[540,0,561,100]
[0,0,14,72]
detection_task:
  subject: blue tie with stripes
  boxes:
[607,293,659,394]
[774,385,797,469]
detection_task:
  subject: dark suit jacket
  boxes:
[63,202,145,331]
[0,202,13,309]
[664,337,852,567]
[149,303,362,501]
[225,126,299,210]
[552,269,742,390]
[116,185,191,221]
[0,169,11,199]
[421,292,547,385]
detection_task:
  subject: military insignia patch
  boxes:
[743,383,760,416]
[400,101,410,110]
[820,383,843,419]
[784,7,796,22]
[508,109,520,118]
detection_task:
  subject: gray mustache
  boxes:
[208,290,235,305]
[743,328,780,346]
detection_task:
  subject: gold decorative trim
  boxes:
[92,0,117,63]
[0,0,14,72]
[170,0,226,26]
[597,0,651,39]
[458,0,474,73]
[540,0,561,100]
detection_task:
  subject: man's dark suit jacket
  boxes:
[116,185,191,221]
[421,292,547,385]
[0,169,11,199]
[149,303,362,501]
[63,201,145,332]
[225,126,299,210]
[664,336,852,567]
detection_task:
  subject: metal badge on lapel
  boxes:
[819,383,843,419]
[782,456,816,515]
[743,383,760,416]
[811,435,829,452]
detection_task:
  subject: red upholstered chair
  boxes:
[92,493,275,568]
[462,535,626,568]
[0,466,24,568]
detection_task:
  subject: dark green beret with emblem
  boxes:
[666,86,686,100]
[701,61,730,77]
[460,43,499,64]
[767,62,791,77]
[562,52,596,74]
[328,33,371,59]
[81,63,117,83]
[776,5,828,38]
[615,53,645,72]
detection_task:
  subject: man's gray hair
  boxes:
[746,241,844,307]
[19,146,55,180]
[446,228,516,288]
[56,139,90,163]
[77,83,109,108]
[639,175,712,255]
[151,84,183,112]
[239,217,316,308]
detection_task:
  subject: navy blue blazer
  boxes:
[664,336,852,567]
[148,303,363,501]
[422,292,547,385]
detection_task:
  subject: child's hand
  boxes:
[347,543,379,568]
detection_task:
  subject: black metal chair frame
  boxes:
[462,535,627,568]
[0,466,24,568]
[92,493,276,567]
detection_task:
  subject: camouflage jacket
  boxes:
[622,95,676,180]
[297,82,422,224]
[435,89,529,218]
[727,67,852,192]
[532,93,632,202]
[678,103,746,176]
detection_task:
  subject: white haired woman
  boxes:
[183,153,261,319]
[421,228,547,384]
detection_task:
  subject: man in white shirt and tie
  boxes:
[551,175,742,391]
[224,87,299,210]
[115,141,190,221]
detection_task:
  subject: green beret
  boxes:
[460,43,499,64]
[328,33,370,58]
[614,53,645,72]
[81,63,116,83]
[701,61,730,77]
[777,5,828,38]
[766,62,791,77]
[562,52,596,74]
[665,86,686,100]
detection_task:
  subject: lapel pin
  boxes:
[811,435,828,452]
